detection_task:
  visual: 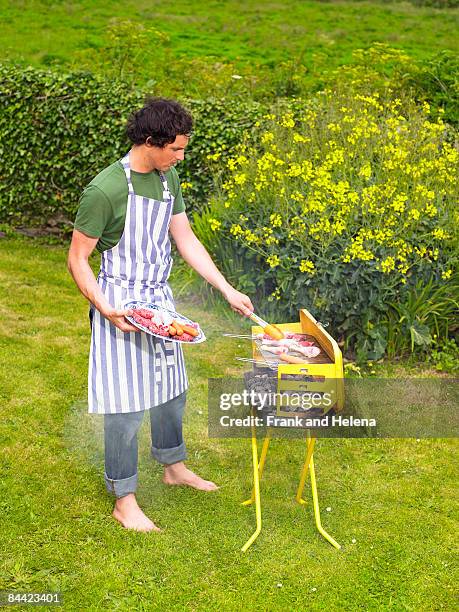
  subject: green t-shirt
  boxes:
[74,160,186,253]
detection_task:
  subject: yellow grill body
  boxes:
[241,309,344,552]
[251,308,344,417]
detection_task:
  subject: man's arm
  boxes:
[67,229,138,332]
[169,212,254,316]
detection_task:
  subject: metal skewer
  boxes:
[235,357,279,370]
[223,334,259,339]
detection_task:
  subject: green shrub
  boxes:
[403,50,459,127]
[384,274,459,358]
[0,65,141,225]
[195,84,459,359]
[319,44,459,128]
[0,63,265,225]
[428,338,459,373]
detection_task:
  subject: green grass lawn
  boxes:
[1,0,458,76]
[0,236,457,610]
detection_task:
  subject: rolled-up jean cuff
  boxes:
[151,441,187,465]
[104,471,138,498]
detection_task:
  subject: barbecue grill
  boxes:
[240,308,344,552]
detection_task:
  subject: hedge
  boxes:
[0,63,266,226]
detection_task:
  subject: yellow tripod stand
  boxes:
[241,417,341,552]
[241,309,344,552]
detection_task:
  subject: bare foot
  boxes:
[112,493,161,532]
[162,462,219,492]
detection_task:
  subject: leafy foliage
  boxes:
[195,80,459,359]
[428,338,459,373]
[0,64,265,225]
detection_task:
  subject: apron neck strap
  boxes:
[158,170,169,193]
[121,152,135,195]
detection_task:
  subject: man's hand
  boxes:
[103,308,140,333]
[222,287,254,317]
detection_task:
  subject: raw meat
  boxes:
[262,345,289,355]
[180,332,195,342]
[291,344,321,358]
[135,308,153,319]
[129,304,200,341]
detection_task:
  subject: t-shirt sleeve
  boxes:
[74,185,113,238]
[170,168,186,215]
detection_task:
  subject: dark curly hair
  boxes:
[126,97,193,147]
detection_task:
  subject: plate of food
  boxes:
[122,300,206,344]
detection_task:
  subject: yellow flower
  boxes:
[290,191,305,202]
[279,113,295,128]
[432,228,449,240]
[299,260,315,274]
[327,123,342,133]
[332,220,346,235]
[244,230,259,244]
[293,133,310,143]
[358,163,371,181]
[269,213,282,228]
[180,181,193,190]
[261,131,274,144]
[425,203,438,217]
[266,254,280,268]
[234,172,247,186]
[206,152,221,162]
[230,224,243,237]
[342,236,375,263]
[391,193,408,214]
[209,218,221,232]
[380,257,395,274]
[397,263,409,274]
[415,245,427,257]
[269,288,281,301]
[441,269,452,280]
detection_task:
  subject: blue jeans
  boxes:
[103,391,187,498]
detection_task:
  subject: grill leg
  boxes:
[242,431,271,506]
[309,454,341,550]
[295,436,316,504]
[241,414,263,552]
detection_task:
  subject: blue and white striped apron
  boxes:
[88,152,188,414]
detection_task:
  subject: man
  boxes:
[68,98,253,532]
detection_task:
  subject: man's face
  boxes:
[149,134,189,172]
